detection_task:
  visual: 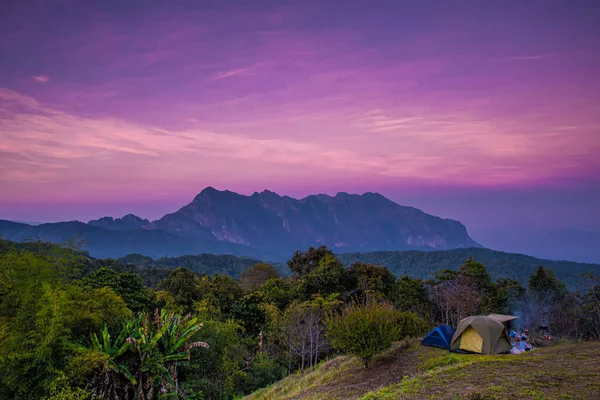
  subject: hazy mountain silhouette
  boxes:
[2,187,481,259]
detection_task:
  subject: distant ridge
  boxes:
[88,214,149,231]
[2,186,480,259]
[337,247,600,289]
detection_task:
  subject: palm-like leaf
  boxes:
[78,321,137,397]
[119,365,137,384]
[81,309,209,398]
[101,323,111,354]
[162,352,190,362]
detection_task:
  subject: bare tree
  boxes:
[278,301,329,371]
[430,276,482,326]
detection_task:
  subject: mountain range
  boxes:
[0,187,480,260]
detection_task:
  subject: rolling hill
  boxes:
[337,247,600,288]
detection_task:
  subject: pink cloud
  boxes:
[1,84,599,206]
[32,75,49,83]
[509,54,559,61]
[208,67,256,82]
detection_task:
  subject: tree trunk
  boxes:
[288,339,292,373]
[309,330,314,367]
[315,329,319,366]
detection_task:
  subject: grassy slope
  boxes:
[246,341,600,400]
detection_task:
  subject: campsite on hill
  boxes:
[1,240,599,399]
[246,341,600,400]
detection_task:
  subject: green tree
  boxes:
[580,272,600,339]
[391,276,432,319]
[296,254,347,299]
[79,268,151,313]
[525,267,569,333]
[0,245,128,399]
[287,245,335,276]
[180,319,246,399]
[325,302,401,367]
[348,262,396,302]
[240,263,279,293]
[232,291,268,336]
[200,274,243,317]
[493,278,526,315]
[459,257,493,290]
[68,286,132,338]
[395,311,430,339]
[458,258,502,314]
[161,267,203,314]
[240,353,286,394]
[257,278,294,310]
[529,266,567,300]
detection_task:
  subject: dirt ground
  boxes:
[296,341,420,400]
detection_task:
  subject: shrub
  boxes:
[395,311,430,339]
[241,353,287,394]
[325,302,401,367]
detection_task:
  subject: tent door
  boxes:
[459,326,483,353]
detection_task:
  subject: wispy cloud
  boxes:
[509,54,559,61]
[208,67,255,82]
[32,75,49,83]
[0,89,432,188]
[2,88,598,196]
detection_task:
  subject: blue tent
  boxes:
[421,324,456,350]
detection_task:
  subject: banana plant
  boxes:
[127,309,208,398]
[76,321,136,400]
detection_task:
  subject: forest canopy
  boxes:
[0,240,598,399]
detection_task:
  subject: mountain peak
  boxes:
[88,214,149,231]
[152,187,480,253]
[194,186,232,202]
[251,189,279,196]
[198,186,219,195]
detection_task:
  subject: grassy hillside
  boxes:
[246,341,600,400]
[337,248,600,288]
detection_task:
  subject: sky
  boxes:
[1,0,599,259]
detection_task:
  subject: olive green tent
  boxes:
[450,316,512,354]
[487,314,519,324]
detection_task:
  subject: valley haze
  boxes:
[3,187,599,263]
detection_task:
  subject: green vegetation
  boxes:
[1,240,599,399]
[338,247,600,289]
[325,302,426,367]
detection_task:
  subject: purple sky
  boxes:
[1,0,599,256]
